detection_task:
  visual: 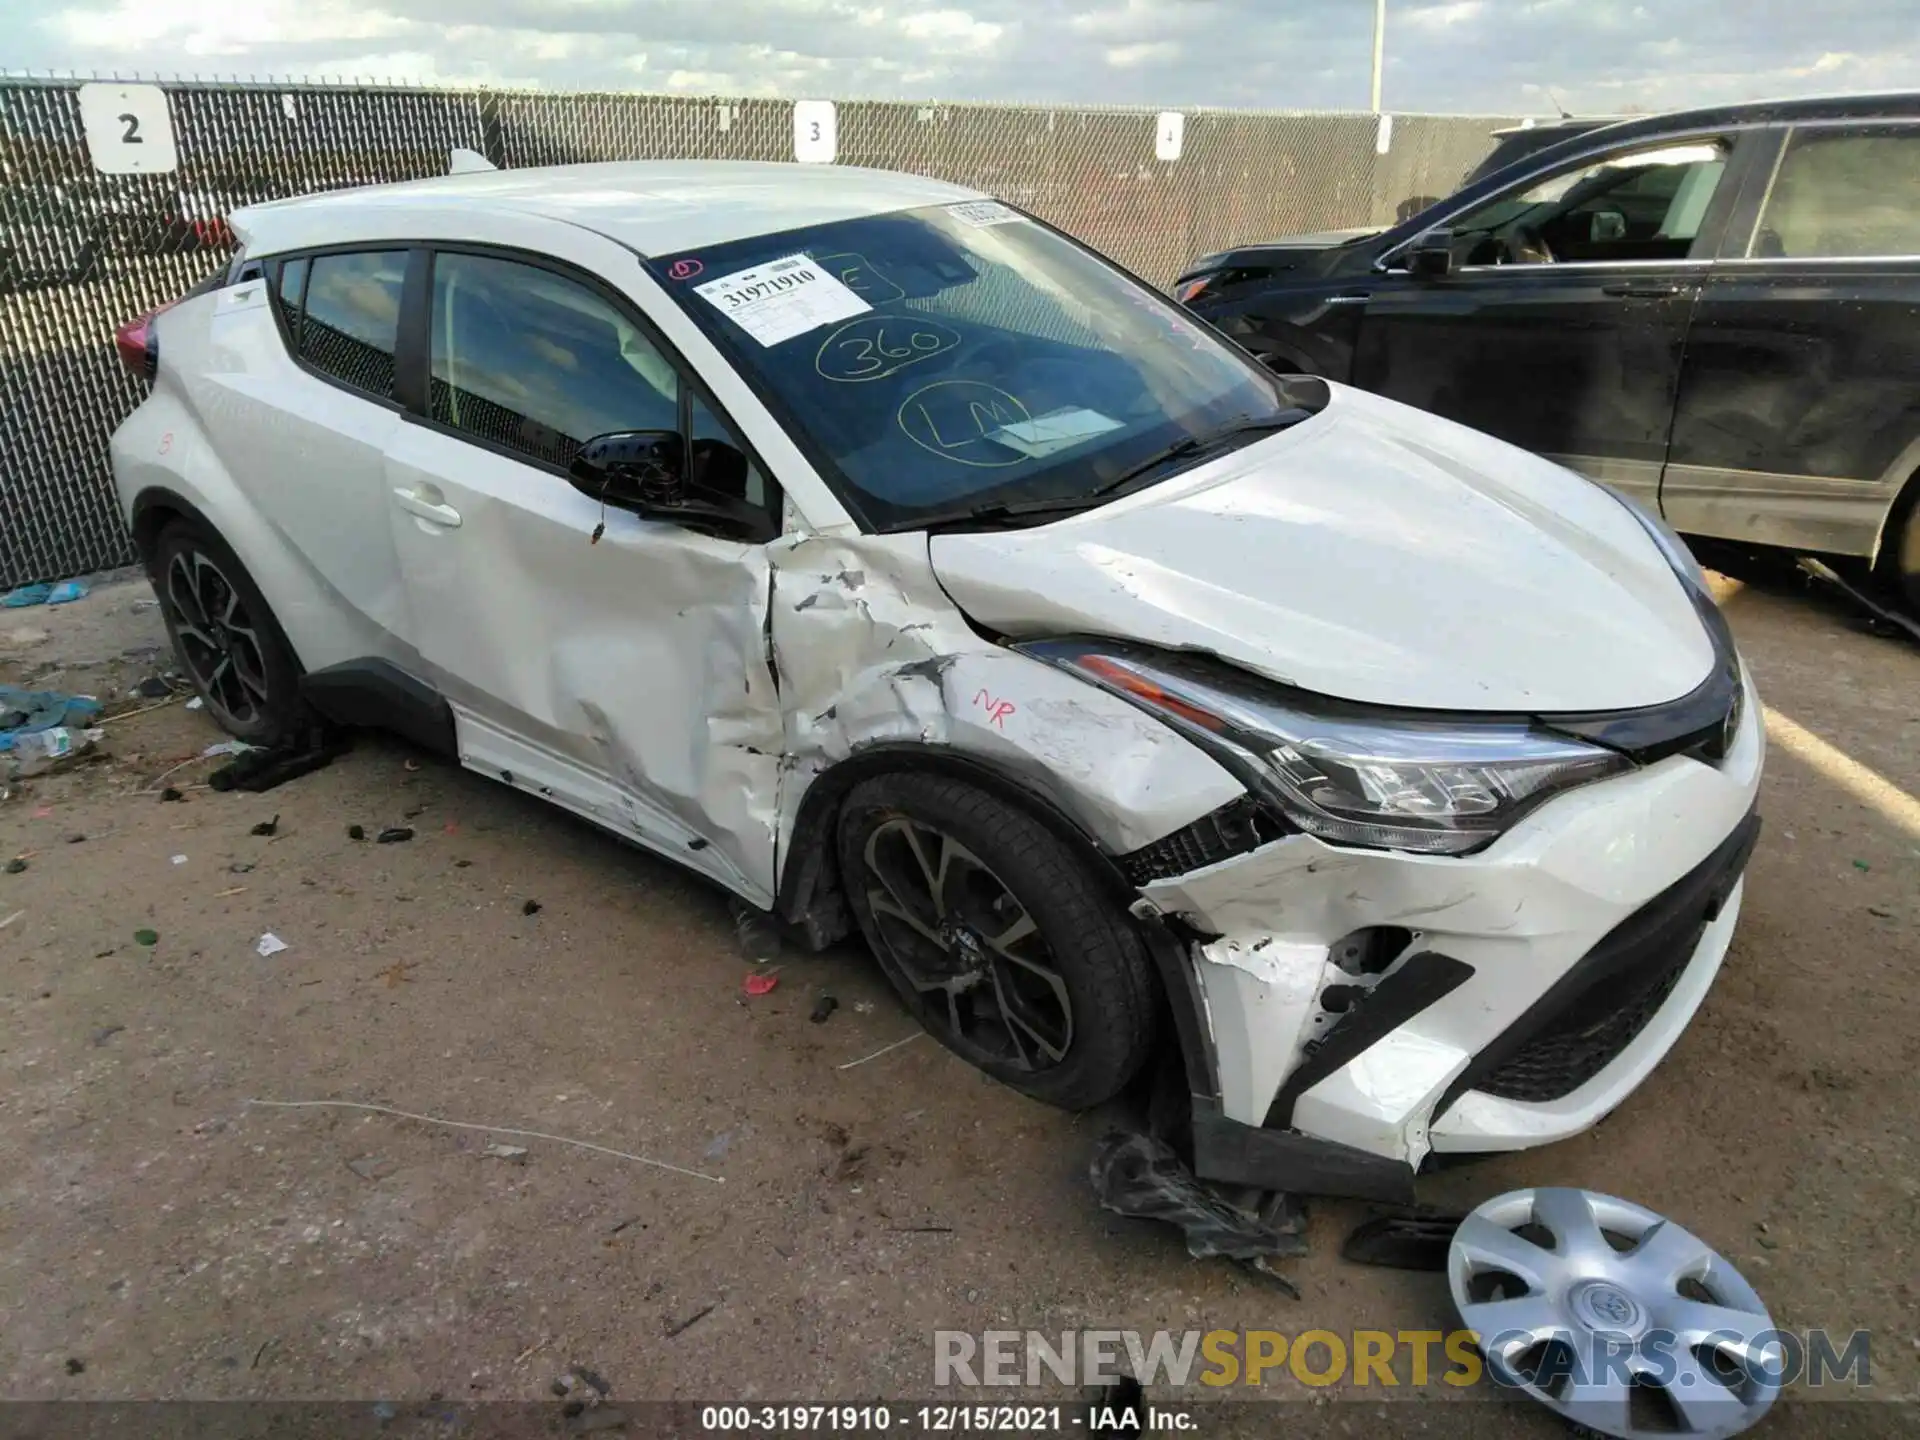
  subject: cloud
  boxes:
[8,0,1918,114]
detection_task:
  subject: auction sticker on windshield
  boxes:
[694,254,870,347]
[946,200,1023,228]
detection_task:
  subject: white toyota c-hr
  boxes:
[110,160,1763,1202]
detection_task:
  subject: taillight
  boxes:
[113,309,163,383]
[1173,275,1213,305]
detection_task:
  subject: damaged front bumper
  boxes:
[1138,671,1766,1199]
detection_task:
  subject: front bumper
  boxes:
[1139,668,1765,1184]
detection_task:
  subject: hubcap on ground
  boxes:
[167,549,270,726]
[860,816,1072,1071]
[1449,1187,1780,1440]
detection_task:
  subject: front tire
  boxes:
[837,772,1161,1109]
[151,518,310,748]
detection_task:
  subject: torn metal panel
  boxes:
[1192,937,1329,1129]
[768,533,1244,872]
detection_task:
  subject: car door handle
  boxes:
[1601,281,1684,298]
[393,487,462,528]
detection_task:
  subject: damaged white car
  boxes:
[110,161,1763,1202]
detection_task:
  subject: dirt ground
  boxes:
[2,567,1916,1432]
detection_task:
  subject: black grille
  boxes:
[1476,948,1691,1102]
[1120,797,1280,885]
[1442,810,1760,1111]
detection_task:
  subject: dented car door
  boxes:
[383,245,785,902]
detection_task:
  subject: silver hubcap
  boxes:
[167,549,270,726]
[860,816,1072,1071]
[1449,1187,1781,1439]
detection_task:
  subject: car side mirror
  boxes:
[569,429,688,511]
[1408,228,1454,279]
[570,429,772,541]
[1589,209,1628,243]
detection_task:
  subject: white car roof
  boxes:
[230,160,988,258]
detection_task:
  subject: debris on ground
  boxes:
[229,862,255,874]
[810,994,839,1024]
[184,696,204,711]
[170,854,188,866]
[4,859,25,875]
[92,1025,125,1047]
[482,1142,529,1163]
[63,1356,86,1375]
[0,911,24,930]
[133,928,159,947]
[1089,1131,1307,1295]
[522,899,542,916]
[346,1155,397,1182]
[160,787,183,802]
[729,898,782,964]
[1341,1208,1464,1271]
[703,1131,735,1162]
[837,1033,921,1070]
[569,1364,611,1397]
[135,675,174,699]
[376,826,414,844]
[3,580,90,608]
[1798,556,1920,645]
[202,739,252,759]
[249,815,280,837]
[208,731,350,793]
[348,824,365,840]
[2,687,106,780]
[743,972,779,997]
[255,933,288,958]
[664,1303,717,1339]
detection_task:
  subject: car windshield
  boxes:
[650,201,1299,531]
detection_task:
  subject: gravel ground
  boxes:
[2,568,1915,1435]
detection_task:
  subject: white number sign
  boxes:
[1155,112,1185,163]
[79,83,178,175]
[793,100,838,164]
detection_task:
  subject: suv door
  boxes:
[383,245,787,903]
[1350,133,1754,508]
[1663,121,1920,557]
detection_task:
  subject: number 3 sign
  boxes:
[79,83,178,174]
[793,100,837,164]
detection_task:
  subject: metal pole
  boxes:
[1370,0,1387,112]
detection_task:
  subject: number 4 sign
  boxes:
[79,83,178,174]
[1155,112,1184,163]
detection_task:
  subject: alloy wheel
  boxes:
[166,548,270,727]
[860,816,1073,1071]
[1449,1187,1780,1439]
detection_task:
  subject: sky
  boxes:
[8,0,1919,116]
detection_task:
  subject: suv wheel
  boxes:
[151,518,310,748]
[837,772,1160,1109]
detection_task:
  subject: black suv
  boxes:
[1176,93,1920,607]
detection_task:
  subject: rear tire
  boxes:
[836,772,1161,1110]
[151,518,311,748]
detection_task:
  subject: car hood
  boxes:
[928,385,1715,713]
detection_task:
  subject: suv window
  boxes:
[1442,140,1729,266]
[429,251,679,469]
[298,250,406,397]
[1754,127,1920,259]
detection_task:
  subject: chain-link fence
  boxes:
[1,76,1513,587]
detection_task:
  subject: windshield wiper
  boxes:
[1085,409,1314,500]
[907,409,1315,535]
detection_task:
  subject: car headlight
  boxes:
[1020,640,1632,857]
[1605,488,1708,593]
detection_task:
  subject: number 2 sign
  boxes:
[79,83,178,174]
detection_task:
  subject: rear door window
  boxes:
[1753,127,1920,258]
[298,250,406,398]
